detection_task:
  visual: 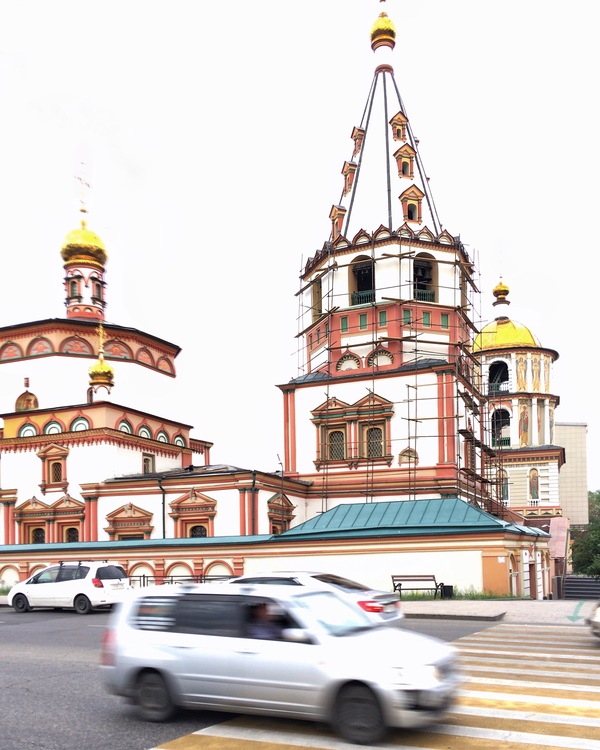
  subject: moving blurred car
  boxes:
[588,601,600,638]
[8,560,131,614]
[225,571,403,625]
[101,583,458,745]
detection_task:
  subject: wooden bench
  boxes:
[391,575,444,598]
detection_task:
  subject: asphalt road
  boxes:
[0,607,493,750]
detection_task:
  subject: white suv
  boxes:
[8,560,131,614]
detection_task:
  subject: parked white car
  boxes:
[101,582,458,744]
[225,571,403,625]
[8,560,131,614]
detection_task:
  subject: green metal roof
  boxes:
[278,498,547,540]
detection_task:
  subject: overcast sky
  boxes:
[1,1,598,489]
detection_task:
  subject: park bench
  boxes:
[391,574,444,598]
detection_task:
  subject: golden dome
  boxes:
[493,279,509,304]
[371,12,396,51]
[15,389,39,411]
[473,316,541,352]
[61,219,107,266]
[88,354,114,388]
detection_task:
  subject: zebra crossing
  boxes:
[152,623,600,750]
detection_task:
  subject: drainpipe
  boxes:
[157,477,166,539]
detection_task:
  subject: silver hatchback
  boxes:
[101,583,459,745]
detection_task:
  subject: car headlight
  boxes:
[393,664,442,686]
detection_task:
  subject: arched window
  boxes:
[174,435,186,447]
[156,430,169,443]
[499,469,509,505]
[44,421,62,435]
[70,417,90,431]
[93,281,103,300]
[328,430,345,460]
[190,525,207,538]
[138,426,152,439]
[399,447,418,465]
[18,423,38,438]
[402,161,410,176]
[413,255,435,302]
[69,280,78,298]
[407,204,417,220]
[32,527,45,544]
[118,420,133,434]
[142,454,155,474]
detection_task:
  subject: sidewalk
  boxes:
[400,597,597,625]
[1,594,597,624]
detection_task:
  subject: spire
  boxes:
[325,0,444,244]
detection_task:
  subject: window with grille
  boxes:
[190,525,208,538]
[32,527,45,544]
[328,430,345,460]
[66,527,79,542]
[51,461,62,482]
[366,427,383,457]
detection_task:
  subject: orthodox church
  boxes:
[0,1,576,596]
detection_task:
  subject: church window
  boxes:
[413,255,436,302]
[32,527,45,544]
[399,447,418,465]
[327,429,346,460]
[441,313,449,329]
[44,421,62,435]
[311,278,323,323]
[156,430,169,443]
[407,204,417,220]
[139,425,152,439]
[341,316,348,333]
[362,425,384,458]
[93,281,103,301]
[18,423,38,438]
[143,454,155,474]
[336,353,360,371]
[492,409,511,447]
[50,461,62,483]
[499,469,509,505]
[359,313,368,330]
[489,361,509,394]
[66,527,79,543]
[367,349,393,367]
[403,309,412,325]
[70,417,90,431]
[350,257,375,306]
[69,280,78,298]
[118,420,133,434]
[174,435,186,447]
[379,311,387,326]
[422,311,431,327]
[189,525,207,538]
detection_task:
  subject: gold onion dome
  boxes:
[370,12,396,51]
[61,218,107,266]
[88,353,115,388]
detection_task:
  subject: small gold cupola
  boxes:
[88,324,114,399]
[15,377,39,412]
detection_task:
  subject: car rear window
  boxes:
[313,574,370,592]
[97,565,127,580]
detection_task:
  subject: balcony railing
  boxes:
[414,288,435,302]
[489,382,510,395]
[351,290,375,305]
[491,437,511,448]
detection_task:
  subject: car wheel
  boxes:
[334,683,386,745]
[12,594,31,613]
[74,595,92,615]
[136,671,175,722]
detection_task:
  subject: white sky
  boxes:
[1,1,598,488]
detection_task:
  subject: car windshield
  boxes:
[293,591,374,636]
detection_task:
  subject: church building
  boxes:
[1,1,573,598]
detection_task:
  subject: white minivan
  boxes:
[8,560,131,614]
[101,582,459,745]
